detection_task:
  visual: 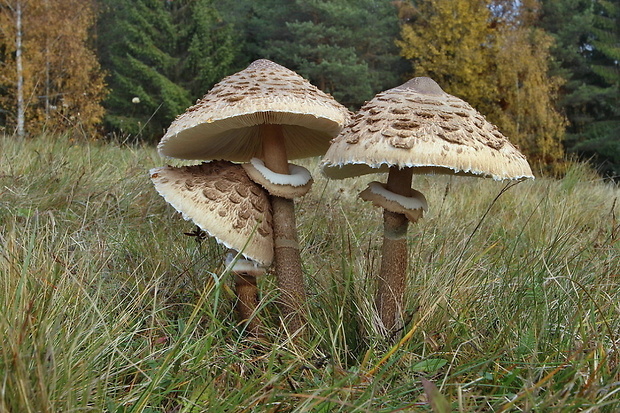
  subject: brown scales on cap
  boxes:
[158,59,350,335]
[321,76,533,335]
[150,161,274,266]
[322,77,533,181]
[158,59,350,162]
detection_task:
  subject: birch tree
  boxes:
[0,0,106,137]
[0,0,25,137]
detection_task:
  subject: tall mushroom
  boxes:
[150,161,273,336]
[321,77,533,333]
[158,59,350,333]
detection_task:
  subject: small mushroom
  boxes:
[158,59,350,333]
[321,77,533,334]
[150,161,273,336]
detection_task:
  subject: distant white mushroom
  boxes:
[132,97,140,104]
[322,77,534,334]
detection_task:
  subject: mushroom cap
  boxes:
[158,59,351,161]
[321,77,534,181]
[150,161,274,266]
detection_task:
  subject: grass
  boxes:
[1,133,619,412]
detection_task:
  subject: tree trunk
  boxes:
[15,0,25,138]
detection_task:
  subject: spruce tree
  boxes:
[97,0,236,141]
[543,0,620,177]
[217,0,407,109]
[169,0,238,98]
[97,0,189,140]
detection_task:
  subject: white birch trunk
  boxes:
[15,0,25,138]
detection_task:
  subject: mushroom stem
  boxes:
[260,124,307,333]
[377,166,414,333]
[234,273,262,337]
[227,251,266,337]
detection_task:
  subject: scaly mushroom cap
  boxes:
[150,161,274,266]
[158,59,350,161]
[321,77,534,181]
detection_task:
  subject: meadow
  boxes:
[1,134,619,412]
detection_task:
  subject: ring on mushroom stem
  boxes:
[225,251,267,278]
[243,158,314,199]
[247,158,313,187]
[359,181,427,224]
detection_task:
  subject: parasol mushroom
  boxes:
[158,59,350,333]
[150,161,273,336]
[321,77,533,333]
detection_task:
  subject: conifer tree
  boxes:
[97,0,189,139]
[170,0,238,98]
[541,0,619,176]
[97,0,237,141]
[217,0,407,108]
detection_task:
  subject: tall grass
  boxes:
[1,134,619,412]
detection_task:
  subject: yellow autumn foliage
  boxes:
[0,0,107,138]
[397,0,566,172]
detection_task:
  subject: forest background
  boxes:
[0,0,618,177]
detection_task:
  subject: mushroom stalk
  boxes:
[377,166,414,333]
[234,273,261,337]
[260,124,307,333]
[227,251,268,337]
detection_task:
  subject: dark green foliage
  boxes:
[590,0,620,87]
[570,120,620,177]
[91,0,618,172]
[540,0,620,177]
[97,0,187,139]
[97,0,236,141]
[169,0,238,98]
[216,0,408,109]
